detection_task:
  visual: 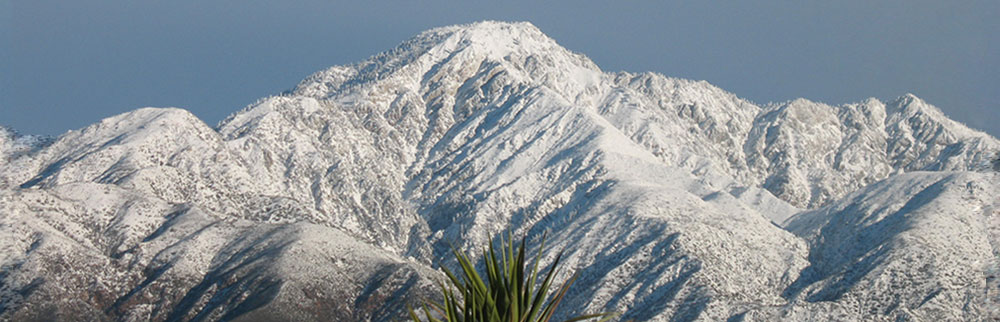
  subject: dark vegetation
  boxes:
[408,233,618,322]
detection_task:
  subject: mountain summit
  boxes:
[2,21,998,321]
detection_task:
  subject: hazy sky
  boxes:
[3,1,998,137]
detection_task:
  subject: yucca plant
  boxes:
[408,232,618,322]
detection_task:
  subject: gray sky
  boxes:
[3,1,998,137]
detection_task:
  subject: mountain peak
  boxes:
[884,93,993,139]
[890,93,927,107]
[294,20,602,102]
[411,20,587,67]
[887,93,933,114]
[417,21,549,50]
[423,21,543,39]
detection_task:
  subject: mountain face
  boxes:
[2,21,998,321]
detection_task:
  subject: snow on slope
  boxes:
[745,96,999,208]
[782,171,1000,320]
[1,21,998,321]
[0,126,51,181]
[0,183,437,321]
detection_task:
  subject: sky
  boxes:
[2,1,998,137]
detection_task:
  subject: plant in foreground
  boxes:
[409,233,619,322]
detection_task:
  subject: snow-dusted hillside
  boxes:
[782,171,1000,320]
[1,21,997,321]
[0,126,51,174]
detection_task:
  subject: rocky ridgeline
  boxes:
[1,21,997,321]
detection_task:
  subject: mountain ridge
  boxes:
[1,21,998,321]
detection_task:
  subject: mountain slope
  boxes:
[0,182,437,321]
[745,96,998,208]
[782,171,1000,320]
[1,21,997,321]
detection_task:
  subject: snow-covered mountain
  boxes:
[1,21,997,321]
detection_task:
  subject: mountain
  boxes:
[1,21,997,321]
[782,171,999,320]
[0,126,51,172]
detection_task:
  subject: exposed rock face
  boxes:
[1,21,997,321]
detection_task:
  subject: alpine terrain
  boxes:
[2,21,998,321]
